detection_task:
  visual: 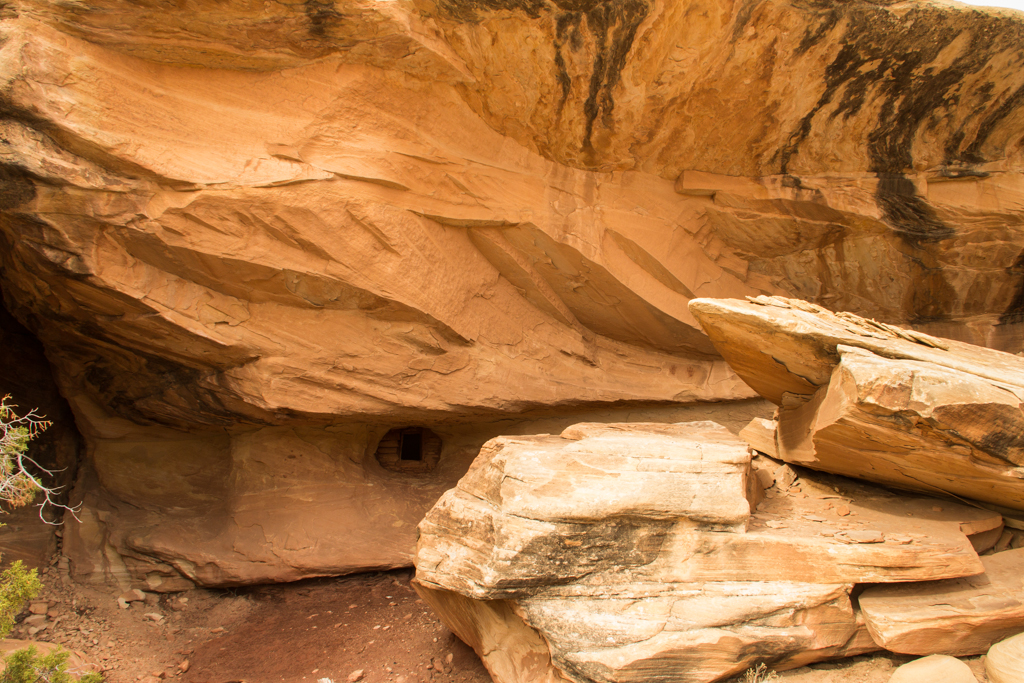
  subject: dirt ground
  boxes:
[11,566,491,683]
[8,564,993,683]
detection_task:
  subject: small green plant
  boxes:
[743,663,779,683]
[0,646,103,683]
[0,561,42,638]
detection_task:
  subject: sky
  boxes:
[955,0,1024,11]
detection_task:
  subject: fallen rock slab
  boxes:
[738,417,778,458]
[860,548,1024,656]
[415,421,999,683]
[689,296,1024,511]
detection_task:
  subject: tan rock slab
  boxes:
[861,548,1024,656]
[739,417,778,457]
[986,632,1024,683]
[888,655,977,683]
[689,296,1024,511]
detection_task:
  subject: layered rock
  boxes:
[689,296,1024,511]
[860,548,1024,656]
[413,421,1001,683]
[1,0,1023,585]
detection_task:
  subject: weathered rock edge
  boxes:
[689,296,1024,511]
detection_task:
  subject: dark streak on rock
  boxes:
[960,81,1024,164]
[775,3,1024,322]
[577,0,649,155]
[874,174,952,242]
[435,0,546,22]
[304,0,342,39]
[731,0,765,42]
[554,12,583,109]
[999,250,1024,326]
[0,163,36,210]
[438,0,650,156]
[497,516,671,593]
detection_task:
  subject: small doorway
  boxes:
[374,427,442,473]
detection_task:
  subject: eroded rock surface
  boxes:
[689,296,1024,511]
[413,421,999,683]
[1,0,1023,585]
[61,400,772,589]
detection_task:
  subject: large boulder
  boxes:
[1,0,1023,584]
[413,421,1000,683]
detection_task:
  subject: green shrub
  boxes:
[0,561,41,639]
[0,646,103,683]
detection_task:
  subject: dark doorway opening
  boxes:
[373,426,442,473]
[400,430,423,461]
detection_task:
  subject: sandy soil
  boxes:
[10,566,491,683]
[8,565,994,683]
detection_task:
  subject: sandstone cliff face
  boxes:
[0,0,1022,585]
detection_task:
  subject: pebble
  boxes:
[835,504,851,516]
[347,669,364,682]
